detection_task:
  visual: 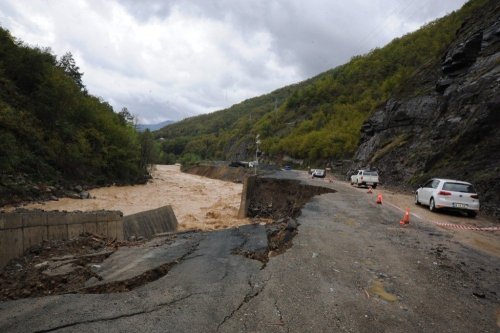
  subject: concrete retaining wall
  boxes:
[123,205,178,240]
[0,210,123,269]
[238,176,256,218]
[1,205,179,269]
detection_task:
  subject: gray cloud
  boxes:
[0,0,468,123]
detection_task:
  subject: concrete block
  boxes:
[22,212,47,227]
[108,211,123,221]
[46,211,69,226]
[47,224,68,241]
[68,212,95,225]
[106,220,117,239]
[0,213,23,229]
[122,205,177,240]
[23,226,48,251]
[238,176,256,218]
[83,222,97,234]
[96,222,108,237]
[68,224,84,239]
[95,211,109,222]
[116,221,124,241]
[0,228,24,268]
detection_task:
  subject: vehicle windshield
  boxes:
[442,182,475,193]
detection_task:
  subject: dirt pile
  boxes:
[0,233,143,300]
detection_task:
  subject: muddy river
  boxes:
[23,165,250,231]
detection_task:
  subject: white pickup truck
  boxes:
[350,170,379,188]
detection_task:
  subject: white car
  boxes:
[312,169,326,178]
[415,178,479,217]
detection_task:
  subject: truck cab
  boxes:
[350,170,379,188]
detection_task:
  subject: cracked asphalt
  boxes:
[1,171,499,332]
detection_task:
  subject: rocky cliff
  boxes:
[354,1,500,217]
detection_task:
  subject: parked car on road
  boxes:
[312,169,326,178]
[229,161,246,168]
[415,178,479,217]
[350,170,379,188]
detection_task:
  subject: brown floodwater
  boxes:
[21,165,250,231]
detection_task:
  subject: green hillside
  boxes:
[156,0,487,165]
[0,28,154,204]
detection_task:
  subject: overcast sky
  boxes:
[0,0,468,123]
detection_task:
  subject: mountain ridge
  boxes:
[156,0,486,162]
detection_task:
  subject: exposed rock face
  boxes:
[354,1,500,217]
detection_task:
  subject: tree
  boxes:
[118,107,137,127]
[57,52,86,93]
[139,130,156,175]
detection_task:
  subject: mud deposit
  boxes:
[0,234,137,300]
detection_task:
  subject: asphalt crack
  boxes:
[274,299,285,326]
[216,277,268,331]
[73,241,201,294]
[34,292,205,333]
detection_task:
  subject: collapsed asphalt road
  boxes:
[0,171,499,332]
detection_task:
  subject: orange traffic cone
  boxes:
[400,208,410,225]
[376,194,382,204]
[367,186,373,194]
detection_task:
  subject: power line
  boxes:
[356,0,420,54]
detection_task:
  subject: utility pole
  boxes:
[255,134,260,175]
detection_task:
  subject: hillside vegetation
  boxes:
[0,28,154,204]
[156,0,488,165]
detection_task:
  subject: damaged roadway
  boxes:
[1,171,499,332]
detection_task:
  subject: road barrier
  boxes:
[382,201,500,232]
[400,208,410,226]
[428,222,500,231]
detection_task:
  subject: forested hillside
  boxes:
[0,28,154,205]
[157,0,489,165]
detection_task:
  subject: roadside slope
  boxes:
[354,0,500,217]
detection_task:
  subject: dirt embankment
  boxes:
[182,165,251,183]
[245,177,335,219]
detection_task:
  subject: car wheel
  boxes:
[467,210,477,218]
[372,184,377,189]
[415,193,420,205]
[429,198,436,212]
